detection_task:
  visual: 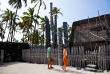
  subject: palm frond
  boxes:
[59,12,63,16]
[23,0,27,6]
[43,1,46,10]
[23,12,29,15]
[31,0,38,3]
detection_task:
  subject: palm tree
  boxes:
[52,7,63,48]
[8,0,27,42]
[1,9,19,42]
[21,8,40,44]
[31,0,46,48]
[0,9,10,41]
[7,11,19,42]
[30,30,40,45]
[52,7,63,16]
[17,21,25,43]
[39,16,47,46]
[18,21,32,43]
[31,0,46,14]
[0,21,4,41]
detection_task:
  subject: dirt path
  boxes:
[0,62,109,74]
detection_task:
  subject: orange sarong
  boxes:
[63,56,69,66]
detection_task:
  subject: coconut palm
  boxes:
[7,11,19,42]
[1,9,19,42]
[31,0,46,47]
[52,7,63,16]
[17,21,25,43]
[21,8,35,31]
[30,30,40,45]
[52,7,63,48]
[39,16,47,46]
[8,0,27,42]
[0,9,10,41]
[18,20,33,43]
[31,0,46,14]
[0,21,4,41]
[21,8,40,44]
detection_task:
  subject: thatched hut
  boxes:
[70,14,110,50]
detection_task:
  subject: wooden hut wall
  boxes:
[74,20,108,43]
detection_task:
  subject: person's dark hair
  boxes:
[64,45,66,49]
[48,44,51,47]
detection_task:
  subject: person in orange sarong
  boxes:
[62,45,69,72]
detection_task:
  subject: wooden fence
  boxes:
[22,45,110,70]
[22,48,58,65]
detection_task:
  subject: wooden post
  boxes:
[50,2,55,48]
[54,15,58,48]
[46,18,50,48]
[1,50,4,63]
[58,28,63,66]
[63,22,69,47]
[22,49,24,61]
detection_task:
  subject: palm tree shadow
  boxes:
[52,68,87,74]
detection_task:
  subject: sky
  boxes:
[0,0,110,42]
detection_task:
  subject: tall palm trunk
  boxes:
[1,21,8,42]
[11,5,18,42]
[7,19,12,42]
[23,33,24,43]
[1,31,3,42]
[4,22,8,31]
[32,4,41,48]
[7,27,12,42]
[23,24,25,43]
[32,21,37,48]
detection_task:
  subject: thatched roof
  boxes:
[72,14,110,26]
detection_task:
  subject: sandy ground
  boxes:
[0,62,110,74]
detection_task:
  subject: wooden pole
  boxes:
[87,16,92,63]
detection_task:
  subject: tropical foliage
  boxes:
[39,16,47,46]
[52,7,63,16]
[0,21,4,41]
[18,7,40,44]
[8,0,27,42]
[0,0,70,48]
[0,9,19,42]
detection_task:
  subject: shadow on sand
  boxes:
[0,62,24,67]
[52,68,87,74]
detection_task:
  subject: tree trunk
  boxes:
[2,21,8,42]
[7,28,11,42]
[23,24,25,43]
[23,33,24,43]
[7,23,12,42]
[11,6,18,42]
[32,21,37,49]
